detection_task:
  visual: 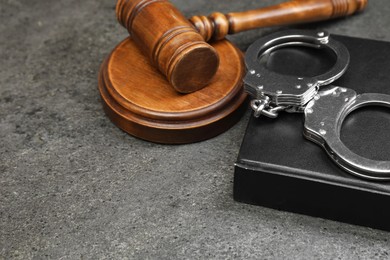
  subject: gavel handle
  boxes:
[189,0,367,41]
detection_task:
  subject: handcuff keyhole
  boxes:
[263,46,337,78]
[341,106,390,161]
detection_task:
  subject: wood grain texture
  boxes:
[189,0,368,41]
[98,37,247,144]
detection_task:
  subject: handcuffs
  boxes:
[244,30,390,181]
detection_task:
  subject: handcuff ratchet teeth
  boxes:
[244,29,390,181]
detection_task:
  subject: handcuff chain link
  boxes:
[250,96,291,119]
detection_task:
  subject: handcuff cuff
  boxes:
[244,30,390,181]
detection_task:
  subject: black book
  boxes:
[234,34,390,231]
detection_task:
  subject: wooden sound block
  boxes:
[98,37,247,144]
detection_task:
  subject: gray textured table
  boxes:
[1,0,390,259]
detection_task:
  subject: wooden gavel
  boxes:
[116,0,367,93]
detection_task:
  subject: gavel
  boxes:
[116,0,367,93]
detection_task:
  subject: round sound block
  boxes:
[98,37,247,144]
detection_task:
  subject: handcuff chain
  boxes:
[250,96,289,119]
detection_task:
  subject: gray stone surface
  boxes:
[1,0,390,259]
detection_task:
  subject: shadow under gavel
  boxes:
[116,0,367,93]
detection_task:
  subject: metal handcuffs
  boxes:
[244,30,390,181]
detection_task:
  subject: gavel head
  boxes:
[116,0,219,93]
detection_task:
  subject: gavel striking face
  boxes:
[116,0,367,93]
